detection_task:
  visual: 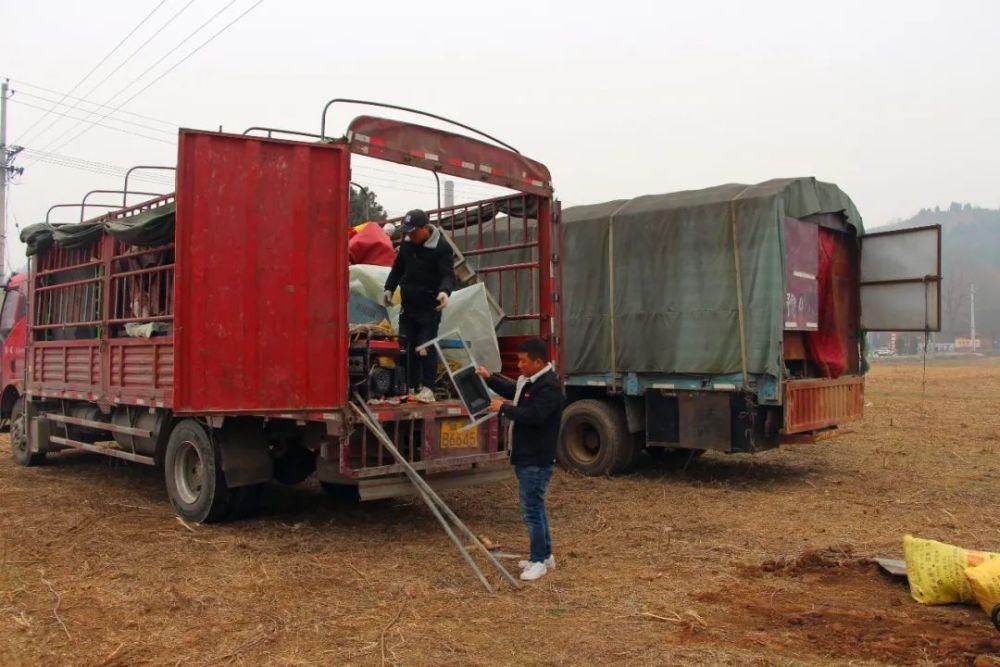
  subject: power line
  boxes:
[26,0,201,156]
[10,99,176,145]
[29,0,264,162]
[12,84,178,129]
[14,0,170,146]
[27,157,173,187]
[15,92,176,137]
[21,148,175,186]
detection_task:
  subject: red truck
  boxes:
[0,272,29,427]
[11,105,562,523]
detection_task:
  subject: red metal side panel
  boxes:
[784,375,865,434]
[174,131,350,413]
[30,342,101,393]
[108,338,174,403]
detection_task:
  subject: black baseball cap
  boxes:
[400,209,430,233]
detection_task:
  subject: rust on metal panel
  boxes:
[783,375,865,434]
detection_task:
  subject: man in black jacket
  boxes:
[384,209,456,403]
[477,338,563,581]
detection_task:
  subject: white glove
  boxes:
[383,290,394,307]
[435,291,449,311]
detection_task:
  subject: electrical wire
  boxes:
[9,78,178,127]
[26,0,201,157]
[32,0,264,161]
[10,99,175,145]
[15,90,176,136]
[13,0,170,145]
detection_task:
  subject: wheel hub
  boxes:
[173,441,205,505]
[567,422,601,464]
[11,416,26,454]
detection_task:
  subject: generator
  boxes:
[348,335,407,399]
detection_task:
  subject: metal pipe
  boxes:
[46,203,118,224]
[350,401,493,593]
[349,181,370,221]
[80,189,161,222]
[242,126,325,141]
[351,397,520,591]
[123,166,176,207]
[320,98,520,153]
[433,171,441,212]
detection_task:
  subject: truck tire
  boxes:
[164,420,260,523]
[558,399,635,476]
[10,398,45,467]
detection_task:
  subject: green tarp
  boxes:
[561,177,864,379]
[20,203,176,256]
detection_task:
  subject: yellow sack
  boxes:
[903,535,1000,605]
[966,557,1000,615]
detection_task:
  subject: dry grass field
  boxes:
[2,359,1000,665]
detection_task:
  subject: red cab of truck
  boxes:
[0,272,28,425]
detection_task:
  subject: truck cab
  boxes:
[0,272,28,424]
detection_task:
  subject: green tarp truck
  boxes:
[556,177,942,475]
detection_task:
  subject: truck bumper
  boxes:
[783,375,865,435]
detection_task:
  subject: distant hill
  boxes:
[879,203,1000,338]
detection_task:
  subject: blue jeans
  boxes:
[515,464,554,563]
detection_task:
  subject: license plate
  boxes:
[439,420,479,449]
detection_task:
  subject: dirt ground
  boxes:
[2,359,1000,666]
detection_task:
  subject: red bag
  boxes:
[349,223,396,267]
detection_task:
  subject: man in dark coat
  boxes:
[384,209,456,402]
[477,338,563,581]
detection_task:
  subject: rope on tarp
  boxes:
[606,198,636,391]
[729,186,753,391]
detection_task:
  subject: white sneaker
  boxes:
[519,556,555,570]
[414,387,436,403]
[520,561,548,581]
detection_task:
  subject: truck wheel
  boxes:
[558,399,635,476]
[164,420,233,523]
[10,398,45,467]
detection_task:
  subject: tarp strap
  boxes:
[729,187,752,388]
[607,198,635,390]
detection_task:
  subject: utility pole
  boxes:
[0,78,9,280]
[970,283,976,352]
[0,78,23,280]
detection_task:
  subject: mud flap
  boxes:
[216,420,273,488]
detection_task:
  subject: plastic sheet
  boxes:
[348,265,501,372]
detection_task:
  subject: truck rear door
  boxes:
[859,224,942,332]
[174,130,352,414]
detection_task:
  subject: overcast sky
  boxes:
[2,0,998,268]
